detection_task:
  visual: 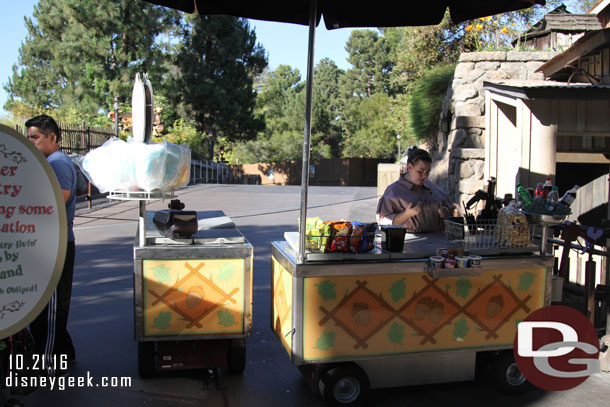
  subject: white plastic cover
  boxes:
[76,137,191,193]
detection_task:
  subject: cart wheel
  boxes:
[491,351,530,394]
[227,338,246,374]
[318,363,369,406]
[137,341,156,379]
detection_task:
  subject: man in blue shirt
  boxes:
[26,115,77,376]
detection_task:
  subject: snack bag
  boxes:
[330,222,351,252]
[319,221,335,253]
[299,217,321,250]
[495,202,531,247]
[359,223,378,253]
[349,222,365,253]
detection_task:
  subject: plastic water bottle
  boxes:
[546,186,559,212]
[559,185,579,207]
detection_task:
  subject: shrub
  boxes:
[408,64,455,141]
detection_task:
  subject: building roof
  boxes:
[514,6,602,46]
[542,13,600,31]
[536,28,610,79]
[483,79,610,99]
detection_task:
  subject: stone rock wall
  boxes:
[425,51,558,207]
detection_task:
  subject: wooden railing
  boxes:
[14,122,114,155]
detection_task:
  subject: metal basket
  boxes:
[305,231,377,253]
[443,219,535,249]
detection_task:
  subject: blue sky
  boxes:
[0,1,356,118]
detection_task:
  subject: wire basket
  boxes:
[305,231,377,253]
[444,218,535,249]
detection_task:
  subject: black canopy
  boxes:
[143,0,545,28]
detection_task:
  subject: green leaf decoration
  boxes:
[0,341,6,351]
[152,265,171,284]
[218,264,236,282]
[388,322,405,344]
[315,280,336,301]
[217,309,236,327]
[456,278,473,299]
[153,311,172,330]
[313,331,335,351]
[453,318,469,339]
[518,272,536,291]
[388,278,406,302]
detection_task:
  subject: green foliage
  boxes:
[456,278,473,299]
[518,272,537,291]
[168,14,267,143]
[5,0,178,120]
[407,64,455,141]
[315,280,337,301]
[152,265,171,284]
[342,29,395,97]
[388,278,406,302]
[218,265,236,282]
[453,318,470,340]
[153,311,172,330]
[217,309,236,327]
[388,322,405,344]
[313,331,335,351]
[341,93,395,158]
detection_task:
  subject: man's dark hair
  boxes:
[407,147,432,166]
[25,115,61,143]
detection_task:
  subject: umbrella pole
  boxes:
[298,0,317,264]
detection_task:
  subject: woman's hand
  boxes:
[393,201,421,226]
[404,201,422,218]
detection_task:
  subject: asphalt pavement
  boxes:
[8,184,610,407]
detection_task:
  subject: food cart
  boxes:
[84,74,253,379]
[131,204,253,378]
[271,220,558,405]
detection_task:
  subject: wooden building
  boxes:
[516,5,601,51]
[482,2,610,288]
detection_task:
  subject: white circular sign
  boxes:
[0,124,66,338]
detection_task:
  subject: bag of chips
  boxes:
[319,221,335,253]
[349,222,365,253]
[330,222,351,252]
[359,223,378,253]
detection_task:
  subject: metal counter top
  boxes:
[272,240,553,278]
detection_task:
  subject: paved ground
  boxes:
[6,184,609,406]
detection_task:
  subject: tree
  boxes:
[255,64,303,135]
[5,0,178,121]
[341,93,395,158]
[168,14,267,157]
[311,58,344,157]
[341,29,395,99]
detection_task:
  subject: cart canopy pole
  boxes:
[298,0,317,264]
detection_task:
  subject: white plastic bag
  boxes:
[78,137,136,193]
[77,137,191,193]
